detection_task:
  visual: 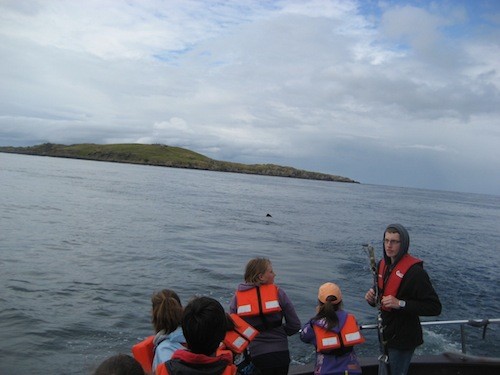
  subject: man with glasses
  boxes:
[365,224,441,375]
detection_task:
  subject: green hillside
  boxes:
[0,143,358,183]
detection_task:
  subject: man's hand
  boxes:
[365,288,376,306]
[381,295,401,310]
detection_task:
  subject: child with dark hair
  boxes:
[300,283,364,375]
[156,296,237,375]
[230,257,301,375]
[94,353,145,375]
[132,289,185,374]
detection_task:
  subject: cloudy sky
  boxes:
[1,0,499,195]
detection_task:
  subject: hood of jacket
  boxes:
[154,326,185,347]
[383,223,410,266]
[236,282,261,291]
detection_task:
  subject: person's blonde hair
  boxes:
[244,257,271,284]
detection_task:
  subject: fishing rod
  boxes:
[363,243,390,374]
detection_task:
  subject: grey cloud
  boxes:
[0,0,499,195]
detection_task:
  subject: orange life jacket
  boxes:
[378,254,422,311]
[235,284,282,317]
[222,314,259,354]
[312,314,365,353]
[132,335,155,374]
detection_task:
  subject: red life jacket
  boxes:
[222,314,259,354]
[235,284,282,317]
[378,254,422,311]
[313,314,365,353]
[156,350,237,375]
[132,335,155,374]
[156,362,236,375]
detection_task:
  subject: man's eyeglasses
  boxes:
[384,239,401,245]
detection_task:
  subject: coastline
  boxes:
[0,143,359,184]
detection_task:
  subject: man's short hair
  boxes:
[182,296,228,355]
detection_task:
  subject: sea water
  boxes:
[1,152,499,375]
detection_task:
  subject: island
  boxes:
[0,143,359,183]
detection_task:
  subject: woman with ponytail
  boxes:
[132,289,185,374]
[300,283,364,375]
[151,289,186,371]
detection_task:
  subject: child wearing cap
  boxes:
[300,283,364,375]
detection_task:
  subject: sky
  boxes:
[1,0,499,195]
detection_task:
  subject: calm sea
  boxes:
[1,153,499,375]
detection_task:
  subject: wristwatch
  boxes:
[398,300,406,309]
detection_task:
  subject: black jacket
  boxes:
[381,263,442,350]
[379,224,441,350]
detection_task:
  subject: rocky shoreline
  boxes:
[0,143,359,184]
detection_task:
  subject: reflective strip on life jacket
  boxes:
[313,314,365,353]
[344,331,363,344]
[224,331,247,352]
[378,254,422,311]
[223,314,259,353]
[235,284,282,317]
[132,335,155,374]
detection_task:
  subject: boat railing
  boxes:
[360,318,500,354]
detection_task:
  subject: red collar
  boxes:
[171,349,232,365]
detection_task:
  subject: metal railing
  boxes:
[360,318,500,354]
